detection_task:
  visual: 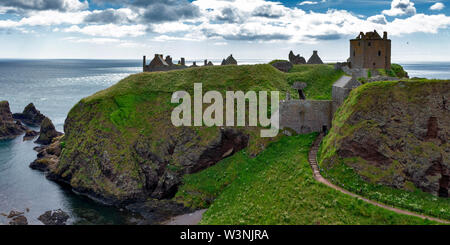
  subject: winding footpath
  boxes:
[308,134,449,224]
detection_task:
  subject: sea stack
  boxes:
[0,101,27,140]
[35,117,63,145]
[13,103,46,127]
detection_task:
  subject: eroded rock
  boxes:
[0,101,27,140]
[35,117,63,145]
[13,103,46,127]
[38,209,69,225]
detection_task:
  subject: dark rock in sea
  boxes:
[23,129,39,141]
[35,117,63,145]
[7,210,24,219]
[9,215,28,225]
[0,101,27,140]
[271,61,293,73]
[13,103,46,127]
[38,209,69,225]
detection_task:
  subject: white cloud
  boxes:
[151,22,193,33]
[367,14,388,24]
[152,35,201,42]
[63,24,147,37]
[382,0,416,16]
[62,0,89,12]
[19,10,90,26]
[430,2,445,11]
[298,1,319,6]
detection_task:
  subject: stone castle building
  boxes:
[350,30,391,70]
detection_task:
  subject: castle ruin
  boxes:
[143,54,236,72]
[350,30,391,70]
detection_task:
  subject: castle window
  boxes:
[378,50,381,56]
[358,42,361,46]
[368,42,371,47]
[353,50,355,56]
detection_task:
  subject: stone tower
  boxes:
[350,30,391,70]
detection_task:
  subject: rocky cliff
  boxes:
[42,65,297,205]
[0,101,27,140]
[320,80,449,197]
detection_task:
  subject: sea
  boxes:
[0,59,449,225]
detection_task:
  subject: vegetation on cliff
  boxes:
[318,79,450,220]
[54,64,343,204]
[177,134,434,224]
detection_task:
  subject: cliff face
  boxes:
[46,65,296,204]
[320,80,450,197]
[0,101,26,139]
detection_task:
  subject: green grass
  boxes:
[318,79,450,221]
[176,134,436,225]
[317,156,450,220]
[287,64,344,100]
[268,59,289,65]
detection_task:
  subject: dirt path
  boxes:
[308,134,449,224]
[163,209,207,225]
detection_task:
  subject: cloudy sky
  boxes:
[0,0,449,62]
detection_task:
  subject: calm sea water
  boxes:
[0,59,448,225]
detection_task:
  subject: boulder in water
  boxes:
[38,209,70,225]
[9,215,28,225]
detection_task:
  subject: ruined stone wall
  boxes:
[332,86,352,115]
[280,100,332,134]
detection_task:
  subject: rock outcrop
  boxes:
[307,50,324,64]
[289,51,306,64]
[30,135,63,172]
[35,117,63,145]
[38,209,69,225]
[321,80,450,197]
[13,103,46,127]
[0,101,27,140]
[9,215,28,225]
[5,210,28,225]
[23,129,39,141]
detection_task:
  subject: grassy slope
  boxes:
[178,134,434,225]
[58,64,342,200]
[318,79,450,220]
[288,64,344,100]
